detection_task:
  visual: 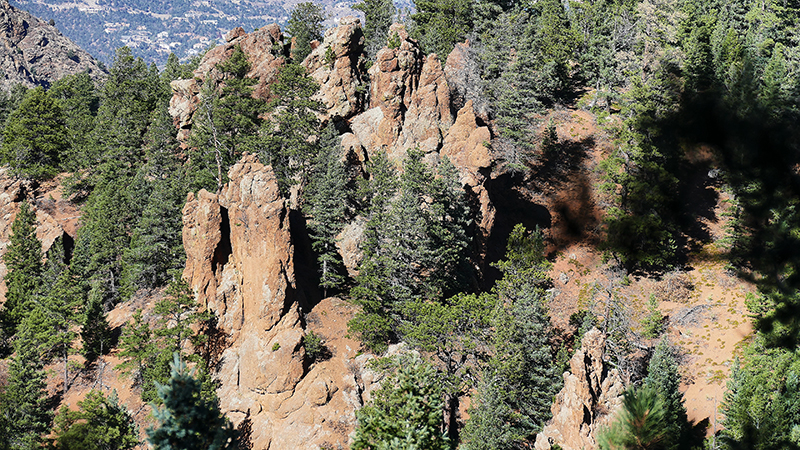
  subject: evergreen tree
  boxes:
[287,2,326,62]
[50,390,139,450]
[643,338,692,450]
[81,295,113,363]
[598,387,669,450]
[48,72,101,171]
[0,86,67,180]
[259,63,323,194]
[303,124,348,295]
[349,150,471,352]
[188,45,263,192]
[462,225,560,449]
[410,0,473,61]
[18,269,81,396]
[351,354,450,450]
[353,0,396,57]
[117,309,156,388]
[147,354,236,450]
[121,103,187,297]
[1,334,51,450]
[0,201,43,340]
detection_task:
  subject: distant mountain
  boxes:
[0,0,105,91]
[8,0,375,66]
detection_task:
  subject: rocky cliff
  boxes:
[0,0,104,90]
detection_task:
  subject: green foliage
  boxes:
[719,337,800,449]
[259,63,323,194]
[147,354,236,450]
[303,330,327,362]
[641,294,665,338]
[597,386,668,450]
[643,338,693,450]
[353,0,396,56]
[81,295,113,362]
[120,103,187,298]
[188,44,263,192]
[117,278,209,404]
[50,390,139,450]
[303,124,348,295]
[287,2,325,62]
[0,86,67,180]
[410,0,473,62]
[349,150,472,352]
[351,354,450,450]
[48,72,100,171]
[1,333,51,450]
[0,201,43,339]
[462,225,560,450]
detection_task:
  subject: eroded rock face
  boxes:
[0,0,105,90]
[351,23,453,163]
[170,24,288,141]
[0,171,81,301]
[302,16,367,122]
[183,155,368,449]
[534,328,625,450]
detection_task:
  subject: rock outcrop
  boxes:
[0,0,105,90]
[183,155,366,449]
[302,16,368,122]
[170,24,288,141]
[0,171,80,300]
[534,328,626,450]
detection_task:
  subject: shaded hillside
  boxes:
[0,0,104,90]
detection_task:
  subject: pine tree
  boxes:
[303,124,348,296]
[353,0,396,57]
[188,45,263,192]
[81,295,113,363]
[410,0,473,61]
[48,72,100,171]
[0,87,68,180]
[0,201,43,340]
[598,387,669,450]
[462,225,560,449]
[19,269,81,396]
[50,390,139,450]
[287,2,326,62]
[1,333,51,450]
[352,354,450,450]
[147,354,236,450]
[259,63,323,194]
[643,338,691,450]
[121,103,187,297]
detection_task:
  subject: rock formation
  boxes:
[0,0,105,90]
[170,23,289,141]
[0,171,80,299]
[534,328,626,450]
[302,16,368,122]
[183,155,368,449]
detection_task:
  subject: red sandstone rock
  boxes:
[534,328,625,450]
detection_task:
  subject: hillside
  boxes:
[0,0,104,90]
[0,0,799,449]
[8,0,372,65]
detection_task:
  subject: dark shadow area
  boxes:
[212,206,232,275]
[483,172,552,288]
[235,413,254,450]
[199,315,228,374]
[289,209,321,313]
[674,153,721,259]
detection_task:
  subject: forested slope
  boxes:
[0,0,798,449]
